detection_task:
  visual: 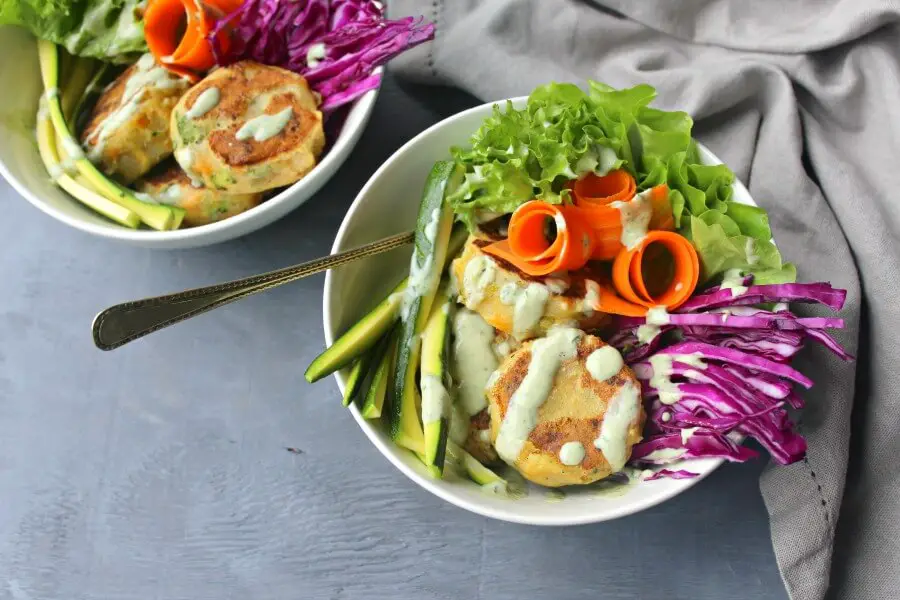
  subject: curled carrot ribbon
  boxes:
[144,0,243,80]
[505,202,595,274]
[481,169,699,315]
[574,168,636,205]
[611,230,699,311]
[569,170,675,259]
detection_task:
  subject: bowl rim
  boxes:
[0,66,381,244]
[324,97,755,526]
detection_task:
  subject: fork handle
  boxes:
[91,231,414,351]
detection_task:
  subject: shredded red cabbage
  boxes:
[803,328,855,361]
[635,358,808,463]
[638,364,793,426]
[678,282,847,312]
[721,364,793,399]
[651,397,785,433]
[631,430,760,464]
[657,341,814,388]
[643,469,700,481]
[617,312,844,331]
[616,279,851,470]
[209,0,434,112]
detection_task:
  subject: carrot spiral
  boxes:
[144,0,243,79]
[480,170,698,315]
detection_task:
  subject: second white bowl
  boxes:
[323,97,762,525]
[0,26,380,249]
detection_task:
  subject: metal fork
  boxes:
[91,231,414,351]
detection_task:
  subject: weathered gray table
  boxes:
[0,74,787,600]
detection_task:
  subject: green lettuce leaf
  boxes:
[450,80,795,284]
[449,84,628,228]
[668,189,686,228]
[687,216,795,284]
[725,202,772,240]
[697,210,741,237]
[752,264,798,286]
[0,0,147,62]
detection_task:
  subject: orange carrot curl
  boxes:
[144,0,244,80]
[480,169,697,315]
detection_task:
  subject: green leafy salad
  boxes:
[0,0,148,62]
[448,81,795,285]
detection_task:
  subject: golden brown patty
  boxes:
[486,332,645,487]
[170,61,325,194]
[451,236,611,341]
[492,330,521,359]
[137,162,263,227]
[81,54,190,183]
[464,408,500,465]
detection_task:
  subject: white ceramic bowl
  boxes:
[0,27,379,249]
[325,97,760,526]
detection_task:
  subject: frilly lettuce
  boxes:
[687,217,796,285]
[0,0,147,62]
[449,81,795,284]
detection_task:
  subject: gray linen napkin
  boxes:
[388,1,900,599]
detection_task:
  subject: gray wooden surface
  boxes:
[0,74,787,600]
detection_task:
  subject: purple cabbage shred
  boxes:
[643,469,700,481]
[209,0,434,113]
[615,278,852,471]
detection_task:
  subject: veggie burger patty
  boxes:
[81,54,191,184]
[452,236,611,341]
[170,61,325,194]
[486,331,645,487]
[137,161,263,227]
